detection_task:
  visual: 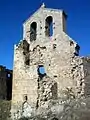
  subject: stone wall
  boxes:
[0,65,12,100]
[82,57,90,96]
[12,4,87,115]
[37,75,57,107]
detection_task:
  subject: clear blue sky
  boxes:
[0,0,90,69]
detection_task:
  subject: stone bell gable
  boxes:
[11,4,90,116]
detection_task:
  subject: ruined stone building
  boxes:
[0,65,12,100]
[9,3,90,115]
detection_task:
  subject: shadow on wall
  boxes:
[0,66,12,101]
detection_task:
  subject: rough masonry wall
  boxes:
[12,32,84,108]
[70,56,85,96]
[37,76,57,107]
[12,6,67,108]
[82,57,90,96]
[12,5,85,113]
[12,41,38,107]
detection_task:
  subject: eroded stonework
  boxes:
[11,3,90,117]
[37,76,57,107]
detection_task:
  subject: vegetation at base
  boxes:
[1,89,90,120]
[0,100,11,120]
[9,97,90,120]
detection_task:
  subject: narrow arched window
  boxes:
[30,22,37,41]
[45,16,53,37]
